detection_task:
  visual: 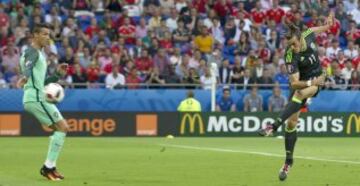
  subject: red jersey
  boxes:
[87,66,100,82]
[257,48,271,62]
[346,29,360,40]
[327,19,340,36]
[285,11,295,22]
[213,2,232,17]
[118,25,136,44]
[126,75,141,89]
[352,57,360,69]
[251,8,266,24]
[192,0,208,14]
[84,25,100,39]
[266,7,285,24]
[135,57,154,71]
[320,56,331,68]
[159,39,173,49]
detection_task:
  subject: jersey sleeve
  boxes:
[284,48,299,74]
[302,28,316,48]
[22,48,39,78]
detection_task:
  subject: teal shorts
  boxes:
[24,101,64,126]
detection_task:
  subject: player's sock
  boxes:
[44,131,66,169]
[284,126,297,165]
[273,96,303,130]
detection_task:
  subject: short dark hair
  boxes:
[33,23,51,34]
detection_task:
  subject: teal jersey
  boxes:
[19,46,48,103]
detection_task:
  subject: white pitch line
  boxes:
[159,144,360,165]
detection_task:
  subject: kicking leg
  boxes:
[259,85,318,136]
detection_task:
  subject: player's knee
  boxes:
[287,119,298,129]
[55,120,69,133]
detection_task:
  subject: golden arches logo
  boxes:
[180,113,205,135]
[346,114,360,135]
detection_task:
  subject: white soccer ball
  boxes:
[44,83,65,103]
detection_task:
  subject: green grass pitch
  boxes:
[0,137,359,186]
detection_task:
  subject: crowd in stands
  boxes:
[0,0,359,90]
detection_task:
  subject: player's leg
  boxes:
[41,118,68,180]
[259,86,318,136]
[40,102,68,180]
[24,102,68,180]
[279,110,300,181]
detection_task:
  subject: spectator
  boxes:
[257,69,274,89]
[148,7,162,30]
[349,2,360,25]
[216,88,236,112]
[70,64,88,88]
[348,71,360,90]
[160,0,175,17]
[176,54,190,80]
[200,67,215,90]
[45,6,62,25]
[86,61,101,83]
[237,69,256,90]
[251,58,264,79]
[105,64,125,89]
[342,60,354,80]
[210,17,225,45]
[250,1,266,25]
[344,41,359,59]
[165,65,181,85]
[14,18,29,45]
[135,17,148,39]
[345,20,360,43]
[153,48,171,76]
[230,57,244,83]
[268,86,287,112]
[166,8,178,32]
[189,50,202,68]
[218,59,232,84]
[126,67,141,89]
[1,41,20,73]
[118,17,136,45]
[214,0,233,26]
[91,29,111,48]
[143,0,161,15]
[106,0,123,12]
[274,64,289,88]
[183,67,200,88]
[177,90,202,112]
[135,49,154,77]
[173,19,191,51]
[266,0,284,25]
[146,67,166,88]
[243,86,263,112]
[331,66,348,90]
[85,17,100,39]
[194,26,214,54]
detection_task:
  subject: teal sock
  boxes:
[45,131,66,168]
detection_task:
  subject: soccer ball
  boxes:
[44,83,65,103]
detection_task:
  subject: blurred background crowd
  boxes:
[0,0,359,90]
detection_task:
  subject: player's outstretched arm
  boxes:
[44,63,68,85]
[309,12,334,34]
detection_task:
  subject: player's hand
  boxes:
[57,63,68,77]
[16,77,27,89]
[312,74,326,86]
